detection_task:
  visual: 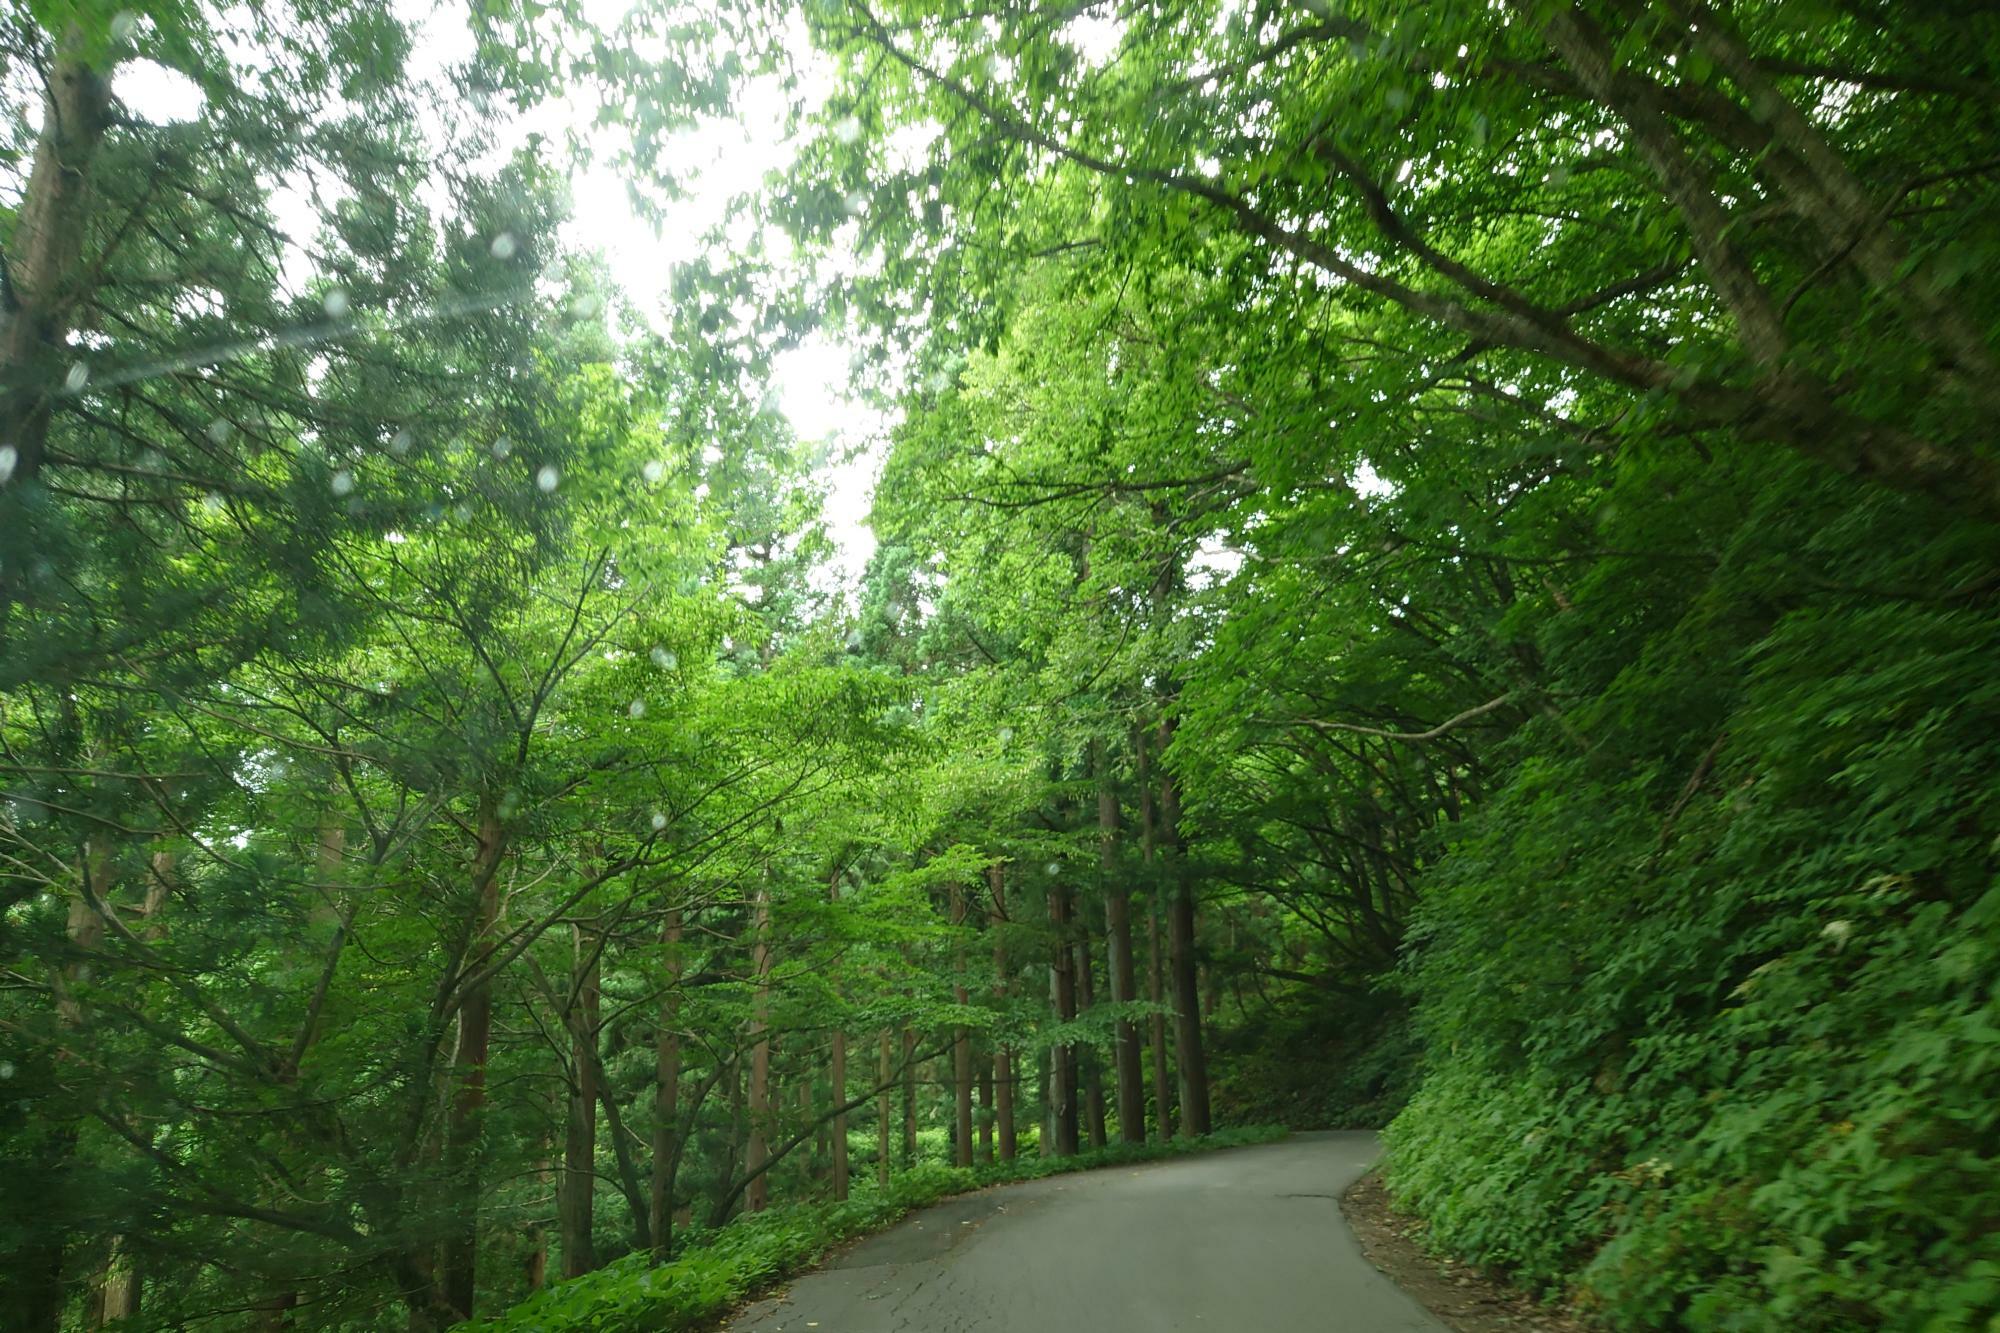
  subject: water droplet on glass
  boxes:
[490,232,519,260]
[1044,862,1061,877]
[651,646,676,669]
[202,492,224,512]
[628,699,647,718]
[570,290,601,320]
[536,465,560,492]
[833,114,862,144]
[842,191,869,217]
[208,419,234,445]
[642,459,666,484]
[388,429,413,457]
[109,11,138,42]
[453,501,473,521]
[650,811,668,831]
[323,287,351,319]
[491,436,513,460]
[844,627,863,650]
[64,362,89,393]
[0,446,16,484]
[997,726,1013,745]
[331,469,355,497]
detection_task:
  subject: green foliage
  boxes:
[1387,476,2000,1329]
[467,1129,1286,1333]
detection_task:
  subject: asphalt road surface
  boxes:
[726,1131,1447,1333]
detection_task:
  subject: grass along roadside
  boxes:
[465,1127,1289,1332]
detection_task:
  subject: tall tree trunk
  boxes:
[649,909,682,1258]
[949,883,974,1168]
[801,1076,818,1180]
[828,872,849,1201]
[1096,740,1145,1143]
[525,1143,551,1292]
[900,1027,917,1163]
[1147,903,1175,1141]
[988,862,1017,1162]
[87,1235,140,1327]
[977,1054,994,1164]
[876,1031,893,1187]
[1047,874,1079,1157]
[559,928,600,1278]
[0,42,114,636]
[1075,935,1107,1150]
[1136,729,1175,1141]
[1156,720,1211,1137]
[441,797,506,1321]
[745,885,773,1213]
[722,1054,745,1221]
[1038,1047,1054,1158]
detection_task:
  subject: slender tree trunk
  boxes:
[949,883,974,1168]
[1097,740,1145,1143]
[1156,720,1211,1136]
[745,885,773,1213]
[1147,904,1175,1141]
[988,862,1017,1161]
[900,1027,918,1163]
[1047,874,1079,1157]
[830,1028,849,1198]
[1038,1046,1054,1158]
[1136,729,1175,1141]
[977,1054,994,1164]
[441,797,507,1320]
[525,1139,553,1292]
[559,928,599,1278]
[876,1031,893,1187]
[716,1053,745,1225]
[649,909,682,1258]
[801,1077,818,1181]
[1076,935,1107,1150]
[828,872,849,1200]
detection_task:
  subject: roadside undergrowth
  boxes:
[465,1127,1288,1333]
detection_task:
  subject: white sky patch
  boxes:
[1186,530,1244,592]
[115,59,206,123]
[1351,458,1396,500]
[1061,7,1124,64]
[774,335,895,588]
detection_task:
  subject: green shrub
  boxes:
[1386,480,2000,1330]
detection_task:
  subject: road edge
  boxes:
[1340,1169,1591,1333]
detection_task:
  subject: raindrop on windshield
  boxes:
[536,465,560,492]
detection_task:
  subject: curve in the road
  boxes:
[726,1130,1446,1333]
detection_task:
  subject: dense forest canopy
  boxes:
[2,1,1995,1330]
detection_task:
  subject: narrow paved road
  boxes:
[726,1131,1446,1333]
